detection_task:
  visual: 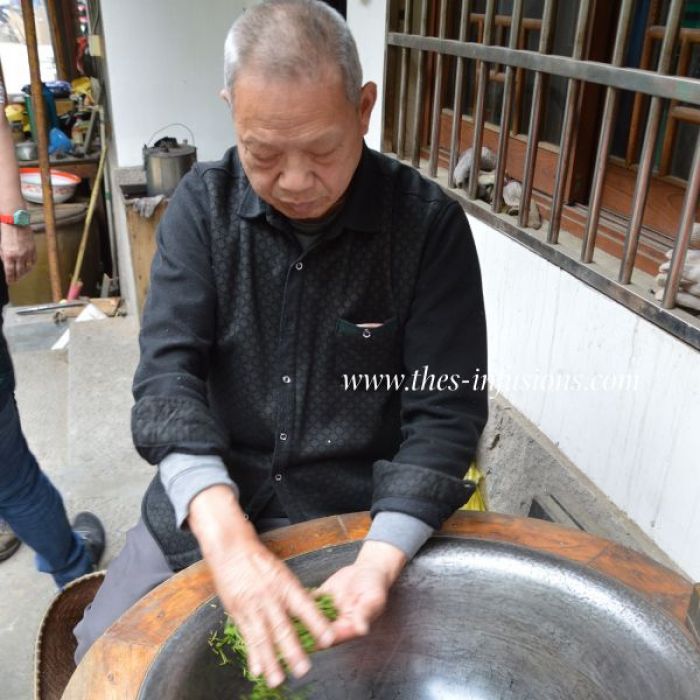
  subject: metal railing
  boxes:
[385,0,700,350]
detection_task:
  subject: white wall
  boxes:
[100,0,249,166]
[346,0,388,150]
[469,215,700,580]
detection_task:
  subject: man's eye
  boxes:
[250,151,277,164]
[313,150,335,160]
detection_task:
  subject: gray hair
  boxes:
[223,0,363,105]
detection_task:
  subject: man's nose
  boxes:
[278,156,314,194]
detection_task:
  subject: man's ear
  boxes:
[358,82,377,136]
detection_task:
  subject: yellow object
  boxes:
[462,463,488,512]
[71,77,93,103]
[4,103,24,123]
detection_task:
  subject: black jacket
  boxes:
[132,145,488,569]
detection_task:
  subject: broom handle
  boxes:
[69,143,107,292]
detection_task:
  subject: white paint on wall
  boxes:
[468,214,700,580]
[100,0,247,166]
[347,0,388,150]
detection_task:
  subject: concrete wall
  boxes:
[100,0,248,166]
[469,215,700,580]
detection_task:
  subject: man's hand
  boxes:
[188,486,334,689]
[318,540,407,644]
[0,224,36,284]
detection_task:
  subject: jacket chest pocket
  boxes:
[334,317,401,379]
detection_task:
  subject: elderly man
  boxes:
[75,0,487,688]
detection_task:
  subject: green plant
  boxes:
[209,593,338,700]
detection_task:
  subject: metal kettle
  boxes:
[143,134,197,197]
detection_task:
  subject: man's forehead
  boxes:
[233,64,346,103]
[240,132,342,149]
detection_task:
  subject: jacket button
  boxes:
[362,328,372,339]
[274,473,282,482]
[295,261,303,271]
[279,432,288,441]
[282,375,291,384]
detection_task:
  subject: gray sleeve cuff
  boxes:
[365,511,434,560]
[159,452,239,529]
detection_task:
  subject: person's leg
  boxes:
[73,518,174,664]
[0,392,96,586]
[0,320,100,586]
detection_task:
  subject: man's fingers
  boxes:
[238,616,286,688]
[266,605,311,678]
[329,616,361,644]
[286,585,334,649]
[1,255,32,283]
[352,608,370,636]
[4,260,17,284]
[357,588,387,622]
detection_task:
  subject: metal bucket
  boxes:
[143,141,197,197]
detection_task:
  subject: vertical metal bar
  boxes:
[411,0,429,168]
[468,0,497,199]
[661,137,700,309]
[397,0,412,160]
[448,0,471,188]
[547,0,592,244]
[492,0,524,212]
[512,22,526,135]
[518,0,556,227]
[429,0,449,177]
[620,0,684,284]
[20,0,62,302]
[581,0,635,263]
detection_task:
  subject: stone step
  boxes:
[3,309,71,478]
[67,316,151,562]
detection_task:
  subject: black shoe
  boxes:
[72,511,106,570]
[0,519,21,562]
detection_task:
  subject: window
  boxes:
[384,0,700,349]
